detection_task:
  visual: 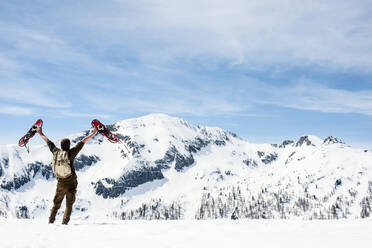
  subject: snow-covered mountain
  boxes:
[0,114,371,220]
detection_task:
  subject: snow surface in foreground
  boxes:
[1,219,371,248]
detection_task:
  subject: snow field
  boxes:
[0,219,371,248]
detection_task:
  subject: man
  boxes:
[37,126,98,225]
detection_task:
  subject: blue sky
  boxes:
[1,0,372,148]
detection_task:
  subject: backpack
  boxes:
[51,150,72,179]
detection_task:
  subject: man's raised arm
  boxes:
[82,127,98,143]
[37,127,50,144]
[37,126,58,153]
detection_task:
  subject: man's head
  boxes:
[61,138,70,151]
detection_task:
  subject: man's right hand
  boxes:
[37,127,50,144]
[36,126,43,135]
[92,126,98,135]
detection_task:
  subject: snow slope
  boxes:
[0,114,371,220]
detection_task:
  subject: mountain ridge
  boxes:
[0,114,371,220]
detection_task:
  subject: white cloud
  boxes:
[0,22,135,80]
[121,97,246,116]
[2,0,369,73]
[0,104,35,116]
[0,55,19,70]
[52,110,111,119]
[86,92,248,117]
[80,78,250,117]
[0,81,71,109]
[256,81,372,116]
[1,0,372,119]
[81,0,372,71]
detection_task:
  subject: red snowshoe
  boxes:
[18,119,43,151]
[91,119,119,143]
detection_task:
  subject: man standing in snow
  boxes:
[37,126,98,225]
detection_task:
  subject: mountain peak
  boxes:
[323,136,344,145]
[295,135,323,147]
[279,140,295,148]
[138,113,178,120]
[116,113,186,126]
[116,113,168,122]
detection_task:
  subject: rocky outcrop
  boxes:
[243,158,258,167]
[0,158,8,177]
[94,167,164,198]
[280,140,294,148]
[115,133,141,157]
[184,137,211,153]
[257,151,278,164]
[295,136,314,147]
[323,136,344,145]
[0,161,54,191]
[155,146,195,171]
[262,153,278,164]
[154,146,177,170]
[74,155,100,171]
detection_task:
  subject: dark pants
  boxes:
[49,176,78,224]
